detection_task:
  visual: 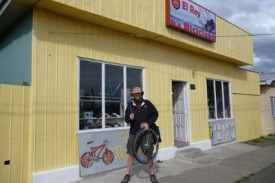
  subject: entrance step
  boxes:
[176,148,202,160]
[176,148,220,165]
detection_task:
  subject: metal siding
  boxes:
[50,0,253,65]
[215,17,253,64]
[0,4,259,183]
[31,8,260,174]
[0,85,31,183]
[34,10,47,172]
[0,85,12,183]
[10,87,24,183]
[233,94,261,141]
[33,9,78,172]
[232,69,260,95]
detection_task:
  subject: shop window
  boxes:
[79,59,143,130]
[207,79,231,119]
[271,97,275,117]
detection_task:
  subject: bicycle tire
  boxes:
[80,152,94,168]
[102,150,114,165]
[133,128,159,164]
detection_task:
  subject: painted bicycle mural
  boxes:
[81,140,114,168]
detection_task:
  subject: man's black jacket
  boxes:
[125,99,159,135]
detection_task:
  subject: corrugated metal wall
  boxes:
[30,8,261,174]
[0,85,31,183]
[32,9,78,172]
[233,94,261,141]
[49,0,253,65]
[0,2,260,183]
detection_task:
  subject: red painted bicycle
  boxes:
[81,140,114,168]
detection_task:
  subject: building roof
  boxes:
[0,0,253,66]
[0,0,38,37]
[260,73,275,86]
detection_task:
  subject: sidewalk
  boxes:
[73,143,275,183]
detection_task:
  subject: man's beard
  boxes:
[133,98,142,102]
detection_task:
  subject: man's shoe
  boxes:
[121,174,130,183]
[150,175,158,183]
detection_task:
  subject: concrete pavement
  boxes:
[73,143,275,183]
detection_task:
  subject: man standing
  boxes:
[121,86,159,183]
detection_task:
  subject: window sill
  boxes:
[78,126,130,134]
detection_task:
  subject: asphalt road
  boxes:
[236,163,275,183]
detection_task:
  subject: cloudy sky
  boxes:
[192,0,275,74]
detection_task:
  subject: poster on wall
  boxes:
[78,129,129,176]
[166,0,216,42]
[209,119,236,146]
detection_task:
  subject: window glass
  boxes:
[223,82,231,118]
[207,80,216,119]
[105,65,124,128]
[79,60,143,130]
[207,79,231,120]
[216,81,223,118]
[272,97,275,117]
[126,68,143,104]
[79,61,102,130]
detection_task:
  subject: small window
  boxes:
[207,79,231,120]
[271,97,275,117]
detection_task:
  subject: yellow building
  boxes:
[0,0,261,183]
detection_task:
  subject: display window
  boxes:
[207,79,232,119]
[271,97,275,117]
[79,59,143,130]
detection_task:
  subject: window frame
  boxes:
[271,97,275,118]
[77,58,144,132]
[206,78,232,120]
[0,0,11,16]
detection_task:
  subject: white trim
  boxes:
[170,82,174,143]
[229,82,233,118]
[190,139,212,150]
[77,57,80,132]
[142,69,146,98]
[32,141,219,183]
[123,66,127,127]
[156,146,177,161]
[171,80,192,143]
[102,63,105,129]
[32,166,82,183]
[186,82,192,143]
[271,97,275,117]
[32,146,177,183]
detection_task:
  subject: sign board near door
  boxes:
[209,119,236,146]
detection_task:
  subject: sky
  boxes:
[192,0,275,74]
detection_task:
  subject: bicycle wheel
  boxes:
[102,150,114,165]
[133,128,159,164]
[80,152,94,168]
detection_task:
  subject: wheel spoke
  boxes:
[133,128,159,164]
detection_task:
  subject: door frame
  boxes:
[171,80,192,145]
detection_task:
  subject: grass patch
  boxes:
[243,135,275,147]
[234,173,255,183]
[234,163,275,183]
